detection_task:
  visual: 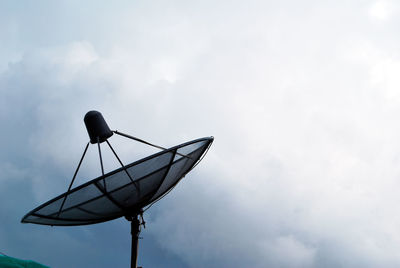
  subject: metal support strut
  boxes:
[57,142,90,217]
[97,137,106,190]
[113,130,192,159]
[105,140,139,191]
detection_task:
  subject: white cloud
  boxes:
[369,1,392,20]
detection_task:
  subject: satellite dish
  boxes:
[21,111,213,268]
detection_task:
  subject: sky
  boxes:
[1,0,400,267]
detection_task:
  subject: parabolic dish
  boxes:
[21,137,213,226]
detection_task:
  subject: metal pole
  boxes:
[130,215,140,268]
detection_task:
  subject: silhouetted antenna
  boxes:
[21,111,213,268]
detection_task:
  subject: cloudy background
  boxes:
[1,0,400,267]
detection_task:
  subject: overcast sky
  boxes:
[1,0,400,267]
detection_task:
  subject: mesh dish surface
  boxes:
[21,137,213,226]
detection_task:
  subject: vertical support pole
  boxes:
[130,215,140,268]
